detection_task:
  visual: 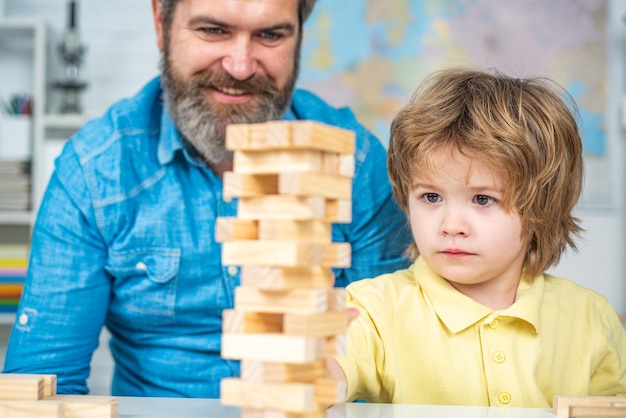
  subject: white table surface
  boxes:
[117,397,557,418]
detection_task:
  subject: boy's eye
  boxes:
[474,195,494,206]
[424,193,441,203]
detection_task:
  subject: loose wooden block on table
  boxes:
[0,374,44,400]
[568,405,626,417]
[0,400,63,418]
[554,395,626,416]
[48,395,118,418]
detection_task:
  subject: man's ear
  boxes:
[152,0,165,51]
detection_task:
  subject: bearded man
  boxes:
[4,0,411,397]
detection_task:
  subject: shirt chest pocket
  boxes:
[105,248,181,326]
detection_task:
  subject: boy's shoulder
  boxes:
[542,273,616,316]
[346,267,416,298]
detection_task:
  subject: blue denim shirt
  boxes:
[3,77,411,397]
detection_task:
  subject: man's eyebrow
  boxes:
[188,16,295,34]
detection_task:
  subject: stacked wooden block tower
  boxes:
[554,394,626,417]
[0,373,117,417]
[218,120,354,417]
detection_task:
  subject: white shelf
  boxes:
[0,313,15,325]
[0,211,33,225]
[43,113,90,130]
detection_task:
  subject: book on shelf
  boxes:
[0,244,29,313]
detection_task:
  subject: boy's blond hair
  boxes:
[388,68,583,278]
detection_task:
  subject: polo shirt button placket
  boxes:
[498,392,512,405]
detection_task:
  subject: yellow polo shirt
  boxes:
[337,256,626,407]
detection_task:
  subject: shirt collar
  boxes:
[412,256,543,334]
[156,92,298,167]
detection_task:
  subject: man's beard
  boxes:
[160,53,298,165]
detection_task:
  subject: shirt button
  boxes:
[489,319,500,329]
[494,351,506,363]
[18,313,29,325]
[135,261,147,271]
[227,266,239,277]
[499,392,512,404]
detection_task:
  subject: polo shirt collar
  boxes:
[412,257,543,334]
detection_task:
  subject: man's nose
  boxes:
[221,37,258,80]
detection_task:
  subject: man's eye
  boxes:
[202,27,225,36]
[259,32,282,42]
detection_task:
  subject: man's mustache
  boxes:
[189,70,279,99]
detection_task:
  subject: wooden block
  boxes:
[225,124,251,150]
[0,400,63,418]
[322,243,351,268]
[240,266,335,290]
[258,220,331,242]
[226,121,355,154]
[291,121,355,154]
[0,374,43,400]
[253,121,292,149]
[226,122,291,150]
[324,199,352,223]
[278,173,352,199]
[241,408,325,418]
[554,396,626,415]
[321,152,354,177]
[325,334,347,357]
[314,378,347,406]
[241,360,326,383]
[329,288,347,311]
[223,172,278,201]
[40,375,57,397]
[234,287,329,314]
[238,196,326,220]
[569,405,626,417]
[283,311,348,336]
[222,241,325,267]
[49,395,118,418]
[234,149,354,177]
[215,218,258,242]
[220,378,318,413]
[234,149,323,174]
[221,334,327,363]
[222,309,283,333]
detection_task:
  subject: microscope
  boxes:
[52,0,88,114]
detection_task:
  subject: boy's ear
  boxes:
[152,0,166,51]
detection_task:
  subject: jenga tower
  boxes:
[218,120,354,417]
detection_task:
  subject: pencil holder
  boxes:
[0,114,32,161]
